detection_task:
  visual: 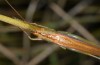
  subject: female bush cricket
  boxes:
[0,0,100,60]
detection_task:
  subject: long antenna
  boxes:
[4,0,32,38]
[5,0,42,41]
[5,0,25,21]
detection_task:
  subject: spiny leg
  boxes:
[21,27,42,41]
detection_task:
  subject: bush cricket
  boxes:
[0,0,100,60]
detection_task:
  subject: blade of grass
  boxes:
[0,14,100,60]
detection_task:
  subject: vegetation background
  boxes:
[0,0,100,65]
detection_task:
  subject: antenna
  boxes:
[5,0,25,21]
[4,0,33,39]
[4,0,42,40]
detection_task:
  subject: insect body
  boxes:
[32,28,100,59]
